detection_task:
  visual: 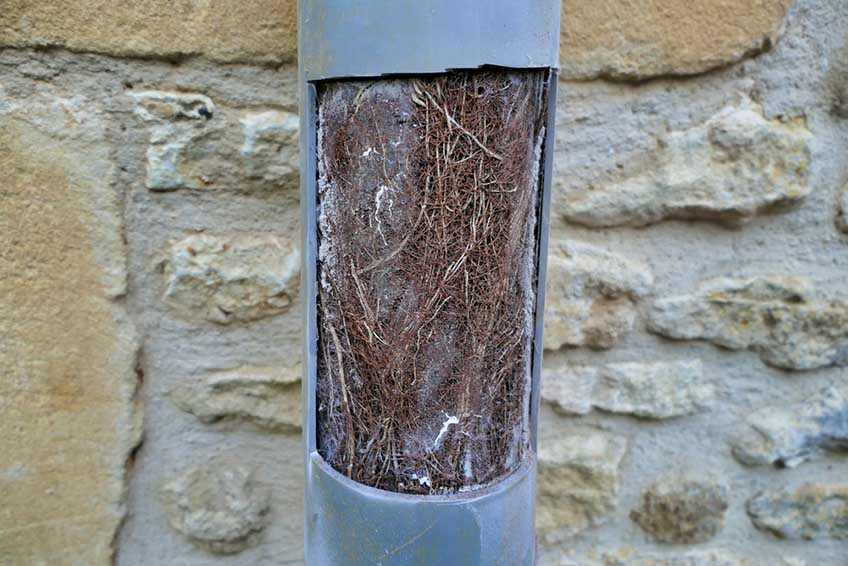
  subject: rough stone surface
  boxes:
[161,460,271,554]
[544,241,653,350]
[583,553,807,566]
[0,86,140,564]
[169,364,302,432]
[131,90,216,122]
[131,91,299,192]
[560,0,793,80]
[0,0,298,64]
[732,385,848,468]
[239,110,300,187]
[537,429,628,541]
[561,97,812,228]
[837,185,848,233]
[648,276,848,371]
[542,360,713,419]
[747,484,848,540]
[162,233,300,324]
[631,478,729,544]
[561,552,810,566]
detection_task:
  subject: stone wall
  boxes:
[1,1,846,565]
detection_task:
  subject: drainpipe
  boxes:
[299,2,560,564]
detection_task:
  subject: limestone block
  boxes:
[169,364,302,432]
[544,241,653,350]
[537,429,627,542]
[560,0,793,80]
[747,484,848,540]
[542,360,713,419]
[0,90,139,565]
[562,97,812,228]
[162,233,300,324]
[648,276,848,371]
[0,0,297,65]
[131,92,299,192]
[630,478,729,544]
[240,110,300,187]
[732,385,848,468]
[563,552,807,566]
[161,460,271,554]
[563,549,755,566]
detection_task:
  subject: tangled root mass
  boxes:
[316,70,548,494]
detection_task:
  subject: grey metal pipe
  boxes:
[299,2,560,564]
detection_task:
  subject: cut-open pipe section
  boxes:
[299,2,560,564]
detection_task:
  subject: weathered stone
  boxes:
[562,97,812,228]
[170,364,302,432]
[747,484,848,540]
[131,92,299,192]
[732,385,848,468]
[0,91,140,564]
[544,241,653,350]
[563,549,755,566]
[562,551,807,566]
[131,90,224,191]
[631,478,729,544]
[145,127,223,191]
[559,547,806,566]
[0,0,297,65]
[648,276,848,371]
[837,185,848,233]
[240,110,299,187]
[130,91,215,123]
[161,459,271,554]
[537,429,627,541]
[560,0,792,80]
[542,360,712,419]
[162,233,299,324]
